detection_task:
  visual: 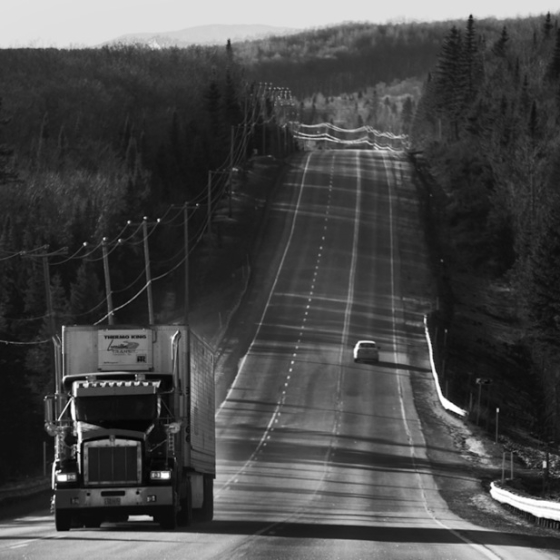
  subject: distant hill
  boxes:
[105,24,299,48]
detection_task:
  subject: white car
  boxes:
[353,340,379,364]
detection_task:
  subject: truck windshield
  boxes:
[73,395,158,427]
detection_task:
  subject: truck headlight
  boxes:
[56,472,78,483]
[150,470,172,481]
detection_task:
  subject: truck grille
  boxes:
[84,440,141,485]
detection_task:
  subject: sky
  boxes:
[1,0,559,48]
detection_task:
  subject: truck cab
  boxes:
[45,325,215,531]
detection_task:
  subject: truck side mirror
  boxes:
[44,395,55,424]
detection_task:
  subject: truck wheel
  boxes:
[84,517,103,528]
[160,506,177,530]
[55,509,72,532]
[201,475,214,522]
[177,493,192,527]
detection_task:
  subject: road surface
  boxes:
[1,150,558,559]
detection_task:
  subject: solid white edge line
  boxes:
[215,152,315,496]
[382,151,502,560]
[217,152,314,418]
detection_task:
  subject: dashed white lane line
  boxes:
[217,152,342,498]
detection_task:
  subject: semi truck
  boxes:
[44,324,215,531]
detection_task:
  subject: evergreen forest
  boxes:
[411,13,560,445]
[1,12,560,480]
[0,43,292,480]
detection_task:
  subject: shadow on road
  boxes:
[194,519,560,551]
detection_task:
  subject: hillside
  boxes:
[1,12,560,487]
[234,19,511,97]
[106,24,298,47]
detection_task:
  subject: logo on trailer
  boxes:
[98,329,153,371]
[107,339,140,353]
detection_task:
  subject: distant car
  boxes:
[353,340,379,364]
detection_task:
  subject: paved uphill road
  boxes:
[1,150,558,559]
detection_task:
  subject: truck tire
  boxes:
[201,475,214,522]
[177,492,192,527]
[160,506,177,530]
[83,516,103,528]
[55,509,72,532]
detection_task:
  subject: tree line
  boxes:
[2,11,558,478]
[0,43,291,480]
[411,13,560,440]
[234,21,448,98]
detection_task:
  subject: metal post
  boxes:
[52,335,62,398]
[142,217,155,325]
[207,171,213,236]
[101,237,114,325]
[183,203,191,396]
[442,328,448,378]
[495,407,500,443]
[476,383,482,425]
[262,84,267,155]
[42,256,56,338]
[183,203,189,325]
[42,255,58,393]
[229,126,234,218]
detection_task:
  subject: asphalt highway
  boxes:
[1,150,557,559]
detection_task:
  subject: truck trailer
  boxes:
[44,324,215,531]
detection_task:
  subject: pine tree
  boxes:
[56,125,68,172]
[226,39,234,64]
[169,108,186,184]
[525,203,560,343]
[520,74,531,114]
[26,273,72,399]
[118,114,133,160]
[463,15,482,104]
[401,96,414,134]
[35,111,50,170]
[410,73,438,145]
[543,12,554,40]
[546,28,560,81]
[204,80,222,136]
[22,259,45,337]
[125,135,138,174]
[223,70,243,127]
[70,261,104,324]
[0,98,17,185]
[433,25,464,140]
[492,27,509,58]
[528,100,539,140]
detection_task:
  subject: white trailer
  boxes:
[44,324,215,531]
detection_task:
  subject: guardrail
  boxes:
[423,316,467,417]
[490,481,560,528]
[424,314,560,527]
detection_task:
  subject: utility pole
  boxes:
[22,246,67,392]
[183,203,190,326]
[262,83,268,155]
[141,218,158,325]
[101,237,115,325]
[229,125,234,218]
[126,217,160,324]
[171,201,193,325]
[207,171,213,236]
[184,204,191,385]
[142,217,155,325]
[42,255,56,340]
